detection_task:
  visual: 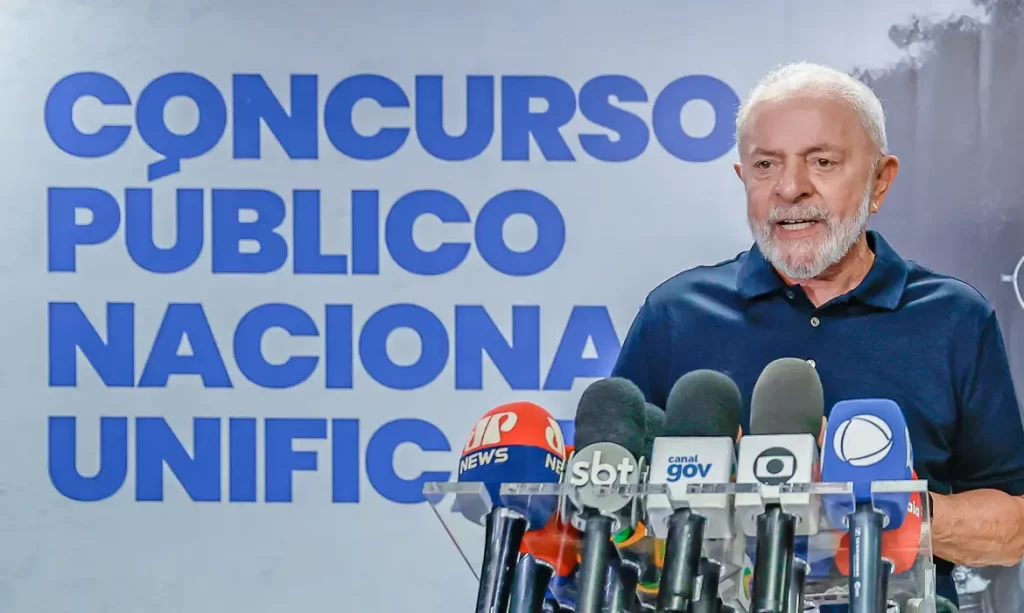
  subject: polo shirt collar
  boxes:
[736,242,785,299]
[737,230,908,310]
[852,231,909,309]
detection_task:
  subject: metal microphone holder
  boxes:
[476,507,528,613]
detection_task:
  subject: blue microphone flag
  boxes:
[820,398,913,530]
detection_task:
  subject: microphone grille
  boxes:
[574,377,647,457]
[750,358,824,436]
[643,402,665,459]
[663,370,742,439]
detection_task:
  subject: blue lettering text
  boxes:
[48,416,451,504]
[47,187,565,277]
[44,72,740,178]
[48,302,621,391]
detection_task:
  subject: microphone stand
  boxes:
[603,546,635,613]
[847,503,884,613]
[905,597,960,613]
[657,508,708,612]
[690,558,722,613]
[785,558,809,613]
[576,514,615,613]
[877,559,893,613]
[477,507,528,613]
[750,504,797,613]
[509,554,555,613]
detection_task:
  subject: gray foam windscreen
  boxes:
[574,377,647,458]
[749,358,824,436]
[663,369,742,439]
[643,402,665,459]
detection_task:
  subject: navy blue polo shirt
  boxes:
[611,230,1024,605]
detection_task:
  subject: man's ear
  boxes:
[869,154,900,214]
[734,162,743,181]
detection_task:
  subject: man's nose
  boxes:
[775,162,815,202]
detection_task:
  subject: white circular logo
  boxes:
[1000,253,1024,312]
[833,414,894,467]
[566,442,639,512]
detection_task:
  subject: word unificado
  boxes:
[49,416,576,505]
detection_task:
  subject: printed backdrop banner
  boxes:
[0,1,1021,611]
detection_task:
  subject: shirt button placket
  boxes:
[808,317,820,369]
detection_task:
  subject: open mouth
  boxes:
[775,219,820,231]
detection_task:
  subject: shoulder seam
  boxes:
[646,251,747,298]
[906,259,993,307]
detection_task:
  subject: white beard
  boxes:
[748,182,873,280]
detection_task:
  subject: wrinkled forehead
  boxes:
[739,94,874,158]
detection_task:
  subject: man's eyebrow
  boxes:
[749,147,780,158]
[748,144,842,157]
[802,144,842,155]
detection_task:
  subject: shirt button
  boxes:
[810,316,820,327]
[785,290,794,299]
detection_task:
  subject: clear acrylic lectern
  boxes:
[422,479,938,612]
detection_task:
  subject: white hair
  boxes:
[735,62,888,154]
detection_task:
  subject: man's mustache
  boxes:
[764,205,832,225]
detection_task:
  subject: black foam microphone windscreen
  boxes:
[663,369,742,438]
[574,377,647,458]
[642,402,664,459]
[571,377,648,613]
[749,357,823,436]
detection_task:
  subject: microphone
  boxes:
[835,488,922,613]
[457,401,569,613]
[834,475,923,576]
[648,370,742,613]
[545,445,580,610]
[616,521,662,606]
[515,509,581,613]
[565,377,648,613]
[510,554,552,613]
[613,404,667,605]
[820,399,914,613]
[689,557,724,613]
[644,402,666,461]
[735,358,824,613]
[603,542,642,613]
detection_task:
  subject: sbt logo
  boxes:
[568,443,639,487]
[666,455,712,482]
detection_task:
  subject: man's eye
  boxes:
[755,160,772,169]
[815,158,834,168]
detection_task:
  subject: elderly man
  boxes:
[610,62,1024,607]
